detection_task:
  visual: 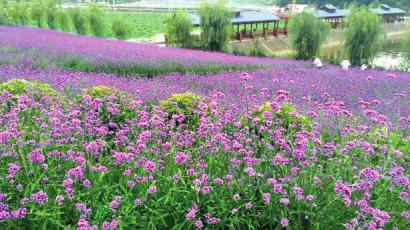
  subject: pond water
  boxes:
[319,32,410,72]
[372,39,410,71]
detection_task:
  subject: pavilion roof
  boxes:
[315,4,406,19]
[371,7,406,15]
[315,8,350,18]
[189,11,280,26]
[188,5,406,25]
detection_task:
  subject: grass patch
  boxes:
[0,46,266,77]
[57,55,264,77]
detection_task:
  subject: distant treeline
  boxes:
[4,0,407,11]
[5,0,407,10]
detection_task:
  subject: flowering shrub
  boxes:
[160,93,205,127]
[79,86,140,126]
[83,86,122,99]
[0,77,409,229]
[244,101,312,134]
[0,79,60,102]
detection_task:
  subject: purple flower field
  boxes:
[0,63,409,120]
[0,26,410,229]
[0,26,307,69]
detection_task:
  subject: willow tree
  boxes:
[165,12,193,48]
[344,6,385,66]
[198,1,231,51]
[68,7,89,35]
[31,0,46,27]
[8,2,29,25]
[0,6,7,25]
[88,4,106,37]
[45,0,58,29]
[111,19,131,40]
[289,11,330,60]
[56,9,71,31]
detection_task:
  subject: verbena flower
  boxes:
[30,191,48,205]
[281,218,289,227]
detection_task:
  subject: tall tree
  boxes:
[344,6,385,66]
[88,4,106,37]
[289,11,330,60]
[165,12,193,48]
[199,1,232,51]
[31,0,46,27]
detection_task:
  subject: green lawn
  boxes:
[13,8,169,40]
[104,11,170,39]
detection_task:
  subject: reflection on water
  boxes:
[373,52,409,71]
[372,39,410,72]
[320,33,410,72]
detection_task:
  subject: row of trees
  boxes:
[289,6,385,66]
[0,1,131,40]
[166,2,387,66]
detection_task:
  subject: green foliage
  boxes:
[111,19,131,40]
[30,0,46,27]
[0,5,7,25]
[56,9,71,31]
[243,102,312,134]
[45,0,58,29]
[8,2,29,25]
[199,1,232,51]
[106,12,169,39]
[249,48,266,57]
[231,47,247,56]
[320,45,347,65]
[160,93,202,115]
[4,4,169,40]
[58,55,96,72]
[19,3,30,25]
[402,31,410,57]
[165,12,193,48]
[52,54,261,78]
[83,85,123,99]
[0,79,60,102]
[81,86,136,127]
[68,7,88,35]
[289,11,330,60]
[6,3,19,24]
[160,93,204,127]
[249,41,266,57]
[344,6,385,66]
[88,4,106,37]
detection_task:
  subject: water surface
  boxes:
[372,38,409,71]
